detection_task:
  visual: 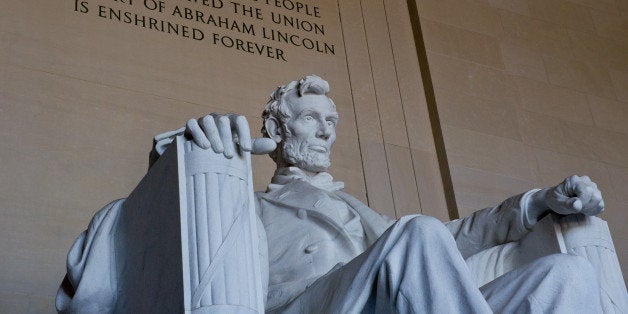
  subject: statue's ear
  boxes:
[265,117,283,143]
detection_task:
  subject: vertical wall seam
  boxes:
[405,0,460,219]
[335,0,370,205]
[381,0,425,215]
[359,0,399,216]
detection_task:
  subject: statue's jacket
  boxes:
[56,174,534,313]
[255,178,533,310]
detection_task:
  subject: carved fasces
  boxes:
[178,136,265,313]
[556,214,628,313]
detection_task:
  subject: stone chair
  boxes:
[111,136,264,313]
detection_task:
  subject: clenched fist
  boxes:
[527,175,605,226]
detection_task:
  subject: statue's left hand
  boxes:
[544,175,605,216]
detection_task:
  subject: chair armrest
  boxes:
[465,213,627,312]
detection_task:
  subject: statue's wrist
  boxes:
[524,188,550,227]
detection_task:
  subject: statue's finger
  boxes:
[582,198,604,216]
[573,181,593,205]
[573,181,585,195]
[217,115,235,159]
[200,115,224,153]
[580,190,602,215]
[590,190,602,205]
[232,115,252,152]
[187,118,211,149]
[562,175,578,195]
[251,138,277,155]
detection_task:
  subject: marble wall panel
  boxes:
[449,165,536,218]
[607,44,628,72]
[500,41,547,82]
[518,110,628,166]
[411,148,449,221]
[336,0,395,214]
[566,0,620,13]
[360,0,410,148]
[385,143,421,217]
[442,125,535,181]
[567,30,613,64]
[589,9,628,46]
[608,166,628,205]
[416,0,502,37]
[358,140,396,218]
[427,51,519,104]
[499,10,574,60]
[434,87,521,141]
[513,76,593,125]
[587,95,628,134]
[610,69,628,102]
[420,19,504,69]
[527,0,596,33]
[0,292,52,314]
[385,0,435,152]
[474,0,529,16]
[543,55,616,99]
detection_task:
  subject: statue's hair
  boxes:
[261,75,334,161]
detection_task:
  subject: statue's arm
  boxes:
[56,199,125,313]
[446,175,604,259]
[445,190,537,259]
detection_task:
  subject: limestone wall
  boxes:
[413,0,628,282]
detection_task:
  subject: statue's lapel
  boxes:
[261,180,330,211]
[261,180,364,254]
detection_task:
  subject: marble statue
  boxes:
[57,75,627,313]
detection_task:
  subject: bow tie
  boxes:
[267,167,345,192]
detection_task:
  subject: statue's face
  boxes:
[281,93,338,173]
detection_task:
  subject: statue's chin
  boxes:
[284,147,330,173]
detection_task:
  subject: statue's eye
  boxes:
[327,120,335,127]
[304,115,314,121]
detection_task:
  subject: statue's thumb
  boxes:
[569,198,583,212]
[251,138,277,155]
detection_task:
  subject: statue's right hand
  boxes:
[186,114,276,158]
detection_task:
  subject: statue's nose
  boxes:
[317,122,332,140]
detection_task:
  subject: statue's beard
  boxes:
[282,137,331,173]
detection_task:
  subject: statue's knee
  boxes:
[536,254,597,284]
[397,215,450,241]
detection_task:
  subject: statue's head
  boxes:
[261,75,338,173]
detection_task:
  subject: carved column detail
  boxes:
[556,214,628,313]
[178,137,264,313]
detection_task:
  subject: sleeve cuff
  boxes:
[520,188,542,230]
[153,127,185,155]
